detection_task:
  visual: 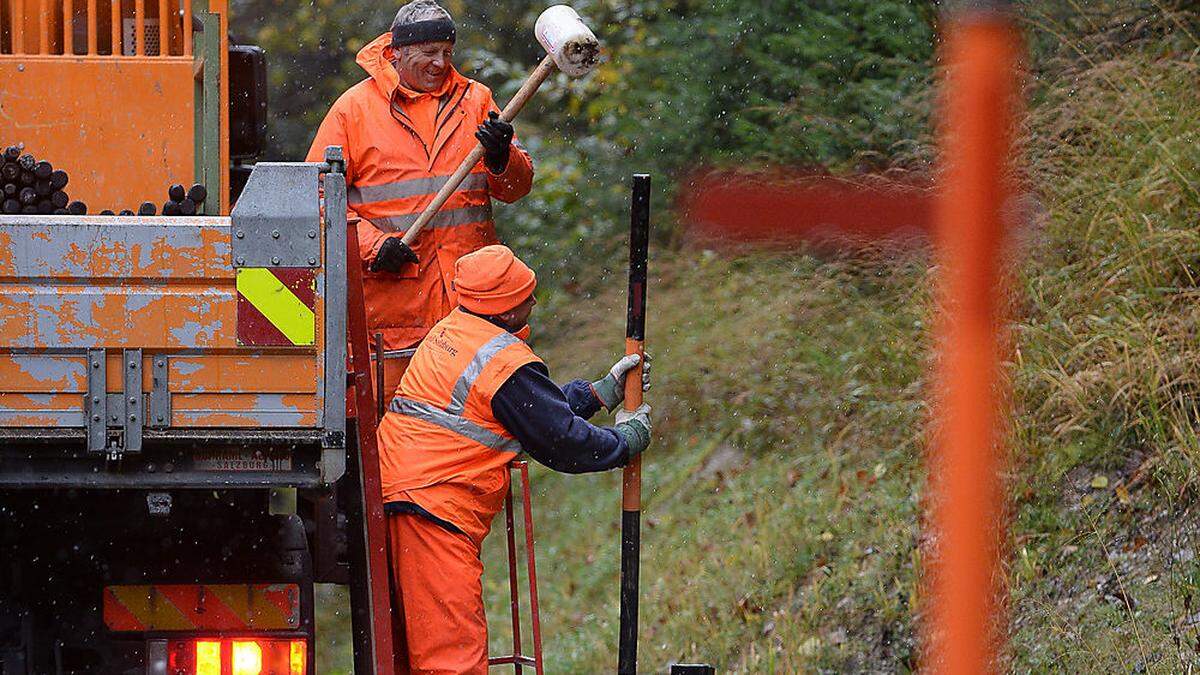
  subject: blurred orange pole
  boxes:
[38,0,47,54]
[133,0,142,54]
[181,0,191,56]
[157,0,166,54]
[928,4,1021,675]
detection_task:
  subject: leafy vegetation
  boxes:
[477,5,1200,668]
[231,0,934,283]
[240,0,1200,671]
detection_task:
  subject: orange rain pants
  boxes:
[387,513,489,675]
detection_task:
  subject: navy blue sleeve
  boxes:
[492,363,629,474]
[561,378,603,419]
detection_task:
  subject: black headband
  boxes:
[392,19,457,47]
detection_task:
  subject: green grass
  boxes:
[316,6,1200,672]
[481,252,933,672]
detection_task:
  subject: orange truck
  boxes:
[0,3,389,673]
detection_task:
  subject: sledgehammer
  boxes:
[398,5,600,248]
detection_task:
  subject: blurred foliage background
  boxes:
[230,0,936,289]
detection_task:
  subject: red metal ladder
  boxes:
[341,201,396,674]
[367,316,545,675]
[488,460,546,675]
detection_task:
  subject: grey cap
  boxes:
[391,1,456,46]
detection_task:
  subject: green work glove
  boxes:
[591,352,652,412]
[615,404,652,457]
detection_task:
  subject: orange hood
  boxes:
[356,33,468,102]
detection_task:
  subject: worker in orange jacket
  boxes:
[378,245,653,673]
[306,0,534,397]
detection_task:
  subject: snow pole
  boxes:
[618,173,650,675]
[928,2,1021,673]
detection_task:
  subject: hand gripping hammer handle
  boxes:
[400,55,557,246]
[400,5,599,246]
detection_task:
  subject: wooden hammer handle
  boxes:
[401,53,558,246]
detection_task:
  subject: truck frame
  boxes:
[0,148,393,673]
[0,1,405,671]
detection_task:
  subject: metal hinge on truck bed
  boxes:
[85,348,171,458]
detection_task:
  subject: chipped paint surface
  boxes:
[0,219,231,280]
[0,392,85,426]
[171,356,317,394]
[0,355,85,389]
[1,216,326,430]
[172,393,319,427]
[0,284,234,349]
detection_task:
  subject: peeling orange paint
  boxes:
[0,392,83,426]
[64,242,90,272]
[3,215,324,430]
[172,356,318,394]
[0,356,85,391]
[172,393,320,427]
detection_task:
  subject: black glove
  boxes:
[370,236,419,273]
[475,111,514,175]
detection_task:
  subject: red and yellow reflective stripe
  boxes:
[236,268,316,347]
[103,584,300,631]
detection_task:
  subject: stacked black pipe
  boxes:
[2,145,209,218]
[162,183,209,216]
[1,145,86,215]
[97,183,209,217]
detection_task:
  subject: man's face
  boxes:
[502,294,537,330]
[394,40,454,92]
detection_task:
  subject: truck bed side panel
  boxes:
[0,216,325,430]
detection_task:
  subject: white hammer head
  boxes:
[534,5,600,77]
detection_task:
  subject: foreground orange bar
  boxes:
[927,9,1022,675]
[62,0,72,55]
[38,0,48,54]
[110,0,120,55]
[135,0,144,55]
[87,0,97,54]
[182,0,191,55]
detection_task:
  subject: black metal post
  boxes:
[618,174,650,674]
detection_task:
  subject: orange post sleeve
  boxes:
[621,337,644,511]
[928,12,1022,675]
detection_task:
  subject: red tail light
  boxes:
[167,638,307,675]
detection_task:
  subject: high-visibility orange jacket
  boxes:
[378,307,539,546]
[306,34,534,350]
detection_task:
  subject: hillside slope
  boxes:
[483,251,932,672]
[478,14,1200,673]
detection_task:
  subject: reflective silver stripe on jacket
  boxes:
[445,331,520,415]
[389,396,522,453]
[390,327,523,452]
[372,204,493,233]
[349,172,490,206]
